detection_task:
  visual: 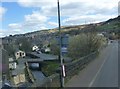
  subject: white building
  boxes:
[45,48,51,53]
[9,62,17,70]
[15,50,26,59]
[9,58,17,70]
[32,45,39,51]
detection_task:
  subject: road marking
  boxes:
[88,49,112,87]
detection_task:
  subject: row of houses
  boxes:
[14,45,51,59]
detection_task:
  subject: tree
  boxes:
[4,43,16,57]
[67,33,102,59]
[50,39,59,55]
[15,37,32,52]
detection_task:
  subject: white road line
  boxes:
[88,45,113,87]
[88,57,107,87]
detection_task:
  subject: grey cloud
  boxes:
[61,2,84,10]
[62,14,117,25]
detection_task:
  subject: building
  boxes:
[15,50,26,59]
[11,58,26,86]
[44,47,51,53]
[9,58,17,70]
[32,45,39,51]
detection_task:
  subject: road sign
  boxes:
[56,36,69,56]
[56,35,69,45]
[61,47,67,53]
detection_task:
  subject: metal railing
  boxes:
[34,51,99,88]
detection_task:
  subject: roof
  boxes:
[14,49,25,53]
[26,52,73,62]
[11,59,25,76]
[27,52,58,61]
[11,58,44,76]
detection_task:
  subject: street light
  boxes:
[57,0,65,87]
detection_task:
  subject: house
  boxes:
[15,50,26,59]
[11,59,26,85]
[32,45,39,51]
[44,47,51,53]
[12,74,26,85]
[9,58,17,70]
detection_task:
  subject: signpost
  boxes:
[56,35,69,55]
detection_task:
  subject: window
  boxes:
[22,53,24,55]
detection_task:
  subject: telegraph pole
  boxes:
[57,0,64,87]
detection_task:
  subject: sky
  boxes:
[0,0,119,37]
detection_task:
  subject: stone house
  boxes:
[15,50,26,59]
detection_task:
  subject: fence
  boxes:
[65,51,98,81]
[25,62,35,83]
[30,51,99,88]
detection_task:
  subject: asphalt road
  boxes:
[31,71,46,82]
[65,40,118,87]
[31,70,46,86]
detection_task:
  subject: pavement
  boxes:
[65,40,118,87]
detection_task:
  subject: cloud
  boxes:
[8,23,22,29]
[2,0,119,37]
[0,29,22,37]
[0,7,7,21]
[48,22,58,27]
[17,0,119,26]
[23,12,48,31]
[24,12,48,25]
[63,14,117,25]
[7,12,48,36]
[17,0,119,16]
[18,0,56,7]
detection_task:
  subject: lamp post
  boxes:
[57,0,65,87]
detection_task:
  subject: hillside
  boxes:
[96,15,120,33]
[24,16,119,37]
[2,16,120,46]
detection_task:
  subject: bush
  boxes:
[50,39,60,55]
[67,33,102,59]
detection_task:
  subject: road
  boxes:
[65,40,118,87]
[31,71,46,82]
[31,70,46,86]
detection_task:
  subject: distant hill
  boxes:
[24,15,120,37]
[96,15,120,33]
[2,16,120,45]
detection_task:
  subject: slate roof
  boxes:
[27,52,58,61]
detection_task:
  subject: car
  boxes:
[29,63,40,70]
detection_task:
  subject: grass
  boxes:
[96,21,119,32]
[41,61,60,77]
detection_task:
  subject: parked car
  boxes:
[29,63,40,70]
